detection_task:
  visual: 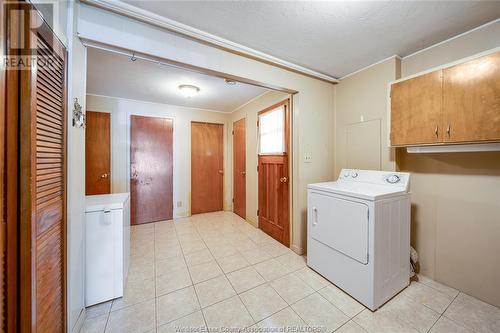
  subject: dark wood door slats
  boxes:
[130,115,174,225]
[191,122,224,215]
[18,9,67,333]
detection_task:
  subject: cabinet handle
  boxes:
[435,125,439,138]
[312,207,318,226]
[447,124,451,137]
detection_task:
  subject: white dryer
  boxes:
[307,169,411,311]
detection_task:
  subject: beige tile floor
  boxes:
[81,212,500,333]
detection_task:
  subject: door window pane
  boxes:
[259,106,285,154]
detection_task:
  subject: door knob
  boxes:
[218,170,224,175]
[280,177,288,183]
[241,171,246,176]
[101,173,109,179]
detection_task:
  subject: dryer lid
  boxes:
[308,169,410,201]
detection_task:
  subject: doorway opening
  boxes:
[85,46,293,227]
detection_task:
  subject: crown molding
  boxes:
[80,0,339,83]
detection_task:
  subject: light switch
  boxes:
[177,201,182,208]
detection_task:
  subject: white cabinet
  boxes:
[85,193,130,306]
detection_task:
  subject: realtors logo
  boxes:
[2,1,60,70]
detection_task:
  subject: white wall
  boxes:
[77,3,336,254]
[86,94,231,217]
[398,20,500,307]
[334,57,400,177]
[228,91,290,227]
[66,2,87,331]
[335,20,500,308]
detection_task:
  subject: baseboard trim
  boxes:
[291,244,304,255]
[72,307,86,333]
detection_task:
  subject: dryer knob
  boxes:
[386,174,400,184]
[351,172,358,178]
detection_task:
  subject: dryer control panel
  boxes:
[339,169,410,191]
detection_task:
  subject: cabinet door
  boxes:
[391,70,443,145]
[85,211,115,306]
[443,52,500,142]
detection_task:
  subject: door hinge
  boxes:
[367,253,369,263]
[232,130,234,135]
[367,209,370,220]
[257,209,259,216]
[232,198,234,203]
[257,120,259,127]
[257,165,259,172]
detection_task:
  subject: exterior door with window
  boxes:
[258,100,290,246]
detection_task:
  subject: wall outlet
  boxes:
[304,154,312,163]
[177,201,182,208]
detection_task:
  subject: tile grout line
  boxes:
[153,222,159,332]
[425,291,461,333]
[141,213,331,332]
[174,218,210,331]
[92,214,303,333]
[414,277,460,300]
[194,216,254,329]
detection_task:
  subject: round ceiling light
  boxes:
[178,84,200,98]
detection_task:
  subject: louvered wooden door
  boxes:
[19,11,67,332]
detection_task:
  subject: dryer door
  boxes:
[309,191,369,264]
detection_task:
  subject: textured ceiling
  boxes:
[86,48,269,112]
[121,0,500,78]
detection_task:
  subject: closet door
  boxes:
[19,10,67,332]
[443,52,500,143]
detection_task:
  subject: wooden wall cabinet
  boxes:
[390,51,500,146]
[443,52,500,143]
[390,70,443,146]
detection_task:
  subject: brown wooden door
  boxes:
[443,52,500,143]
[130,115,173,225]
[391,70,443,146]
[85,111,111,195]
[233,118,246,219]
[18,9,67,332]
[191,122,224,214]
[258,100,290,246]
[0,2,19,329]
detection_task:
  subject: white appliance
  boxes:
[307,169,410,311]
[85,193,130,306]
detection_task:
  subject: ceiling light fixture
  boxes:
[178,84,200,98]
[224,78,237,85]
